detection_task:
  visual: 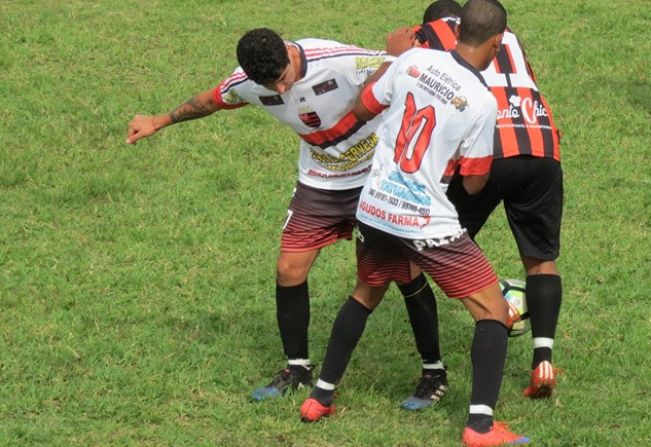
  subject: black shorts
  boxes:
[446,156,563,261]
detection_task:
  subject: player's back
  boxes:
[480,29,560,160]
[358,48,496,238]
[417,20,560,161]
[374,48,495,181]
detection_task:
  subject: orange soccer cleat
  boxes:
[462,421,530,446]
[300,397,335,422]
[523,360,557,398]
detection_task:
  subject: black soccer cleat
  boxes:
[400,368,448,410]
[251,365,314,401]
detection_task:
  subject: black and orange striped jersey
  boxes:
[416,19,561,161]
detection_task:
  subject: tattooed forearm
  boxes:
[169,96,216,123]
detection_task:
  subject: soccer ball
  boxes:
[499,278,530,337]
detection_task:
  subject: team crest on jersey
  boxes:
[299,106,322,128]
[312,79,338,95]
[451,96,468,111]
[259,95,284,106]
[407,66,421,78]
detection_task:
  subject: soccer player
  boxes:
[405,0,564,399]
[126,28,444,403]
[300,1,530,445]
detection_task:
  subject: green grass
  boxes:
[1,0,650,446]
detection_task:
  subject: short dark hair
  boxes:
[459,0,507,46]
[236,28,289,85]
[422,0,462,23]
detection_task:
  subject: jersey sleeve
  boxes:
[363,54,403,110]
[212,68,250,110]
[457,95,497,176]
[331,46,395,86]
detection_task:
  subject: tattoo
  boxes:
[169,96,214,123]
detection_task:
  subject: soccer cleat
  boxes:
[523,360,556,398]
[300,397,335,422]
[400,369,448,410]
[251,365,314,401]
[462,422,530,446]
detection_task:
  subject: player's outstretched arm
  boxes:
[126,89,221,144]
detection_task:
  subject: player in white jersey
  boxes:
[301,1,529,446]
[126,28,444,404]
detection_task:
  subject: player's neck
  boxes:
[454,43,490,72]
[288,46,303,82]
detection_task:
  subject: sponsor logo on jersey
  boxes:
[310,133,378,171]
[496,94,549,124]
[378,170,432,206]
[417,72,457,104]
[359,200,430,229]
[299,106,322,128]
[355,56,385,71]
[412,230,465,251]
[312,79,339,95]
[451,96,468,111]
[259,95,284,106]
[407,66,421,78]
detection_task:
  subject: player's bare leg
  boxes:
[251,249,320,401]
[522,257,562,398]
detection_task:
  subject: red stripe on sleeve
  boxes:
[212,84,248,110]
[442,158,460,177]
[458,155,492,176]
[361,82,388,116]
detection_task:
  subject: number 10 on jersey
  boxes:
[394,93,436,174]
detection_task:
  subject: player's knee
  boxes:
[466,293,509,323]
[276,260,309,286]
[483,297,509,323]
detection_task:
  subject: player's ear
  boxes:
[493,32,504,50]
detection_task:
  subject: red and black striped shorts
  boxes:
[280,182,362,252]
[356,222,498,298]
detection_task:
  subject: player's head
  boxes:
[237,28,294,92]
[458,0,506,69]
[422,0,462,23]
[459,0,506,45]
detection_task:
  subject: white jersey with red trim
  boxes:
[356,48,497,239]
[213,39,393,190]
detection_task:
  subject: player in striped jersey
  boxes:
[397,0,564,401]
[301,1,529,445]
[126,28,444,404]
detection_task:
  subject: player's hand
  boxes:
[126,114,158,144]
[386,26,418,56]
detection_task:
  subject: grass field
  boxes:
[1,0,650,446]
